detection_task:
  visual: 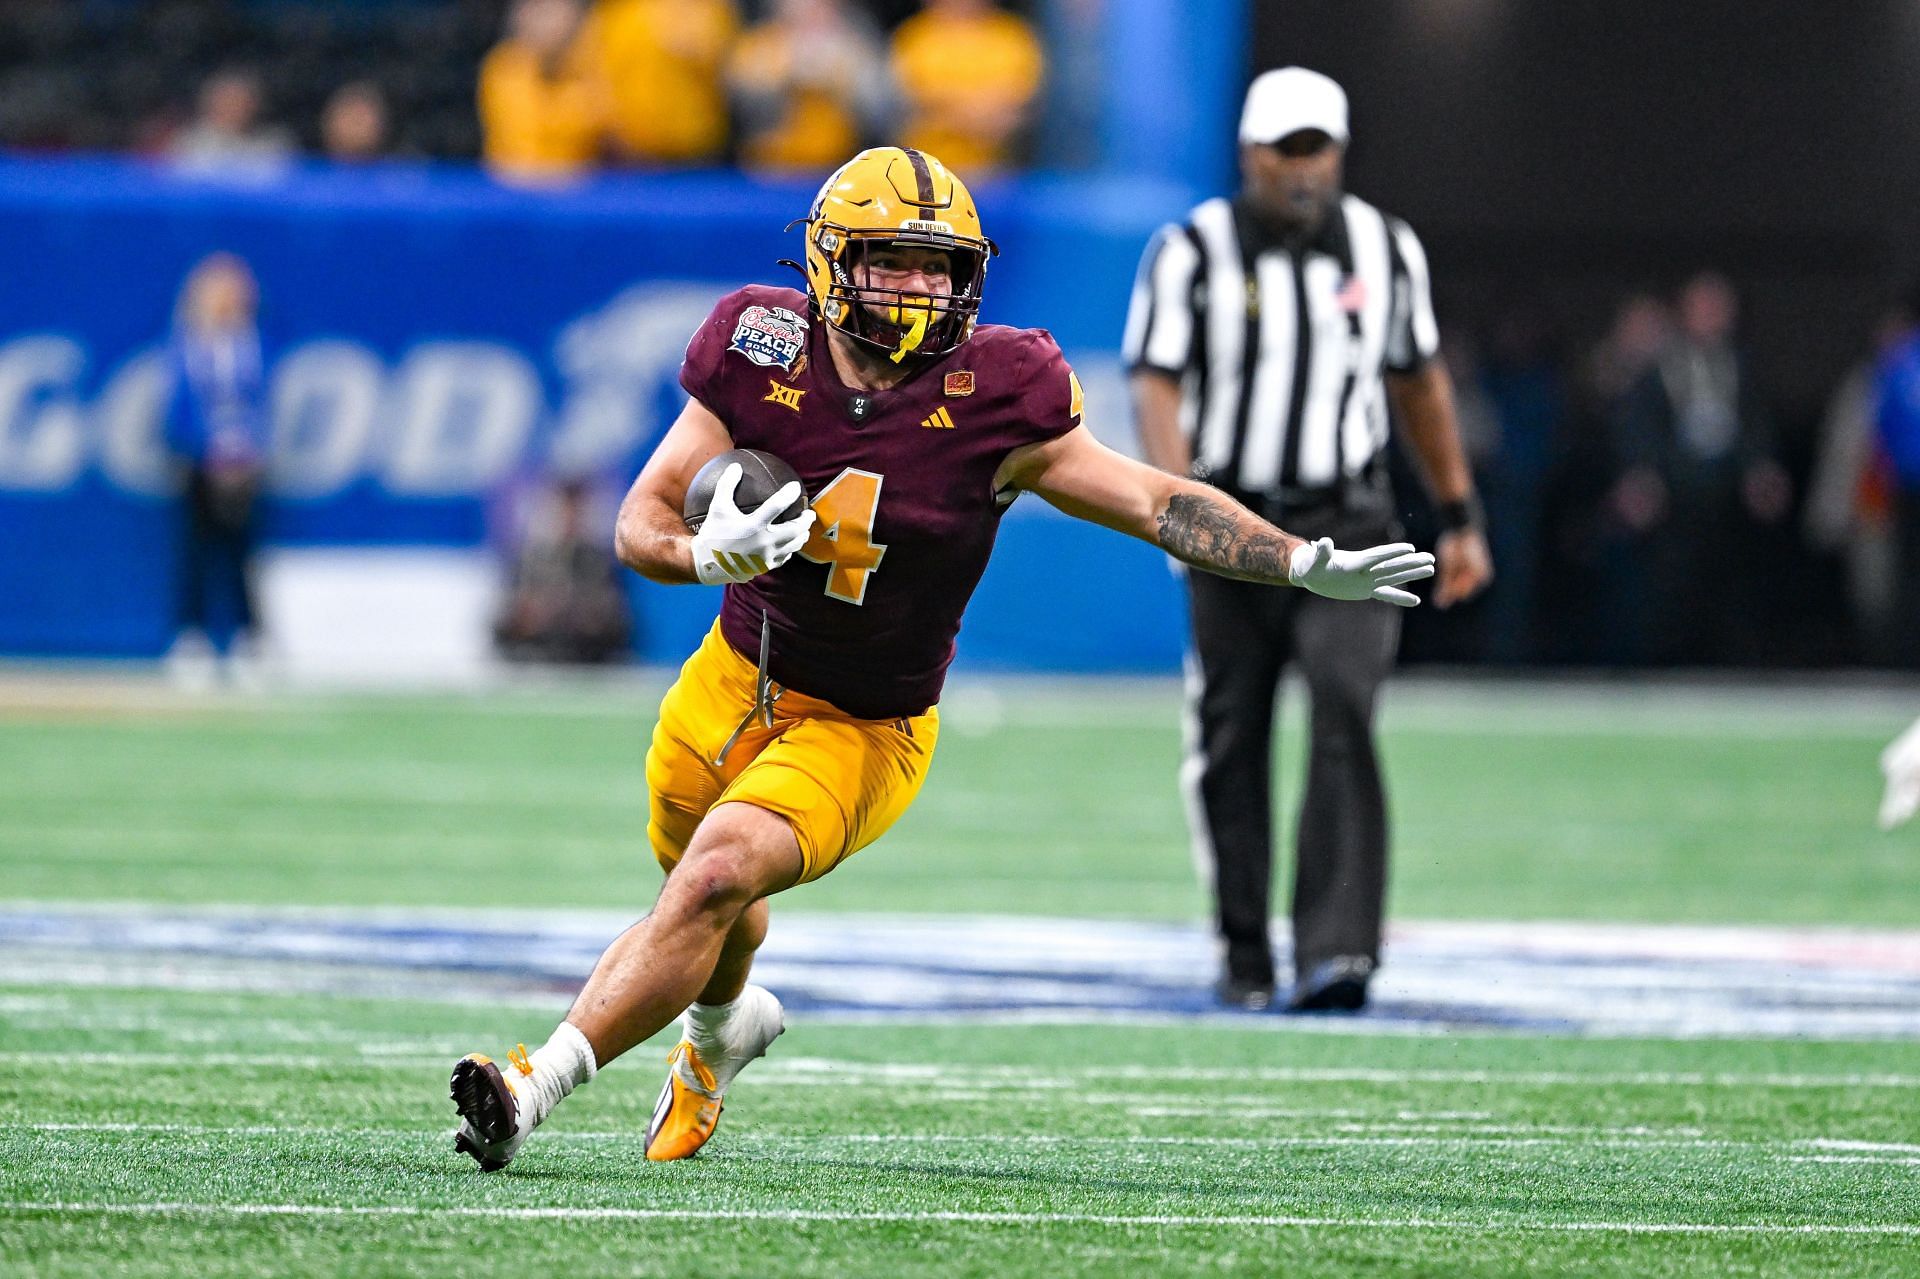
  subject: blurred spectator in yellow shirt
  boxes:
[890,0,1043,172]
[581,0,737,166]
[478,0,605,183]
[728,0,886,174]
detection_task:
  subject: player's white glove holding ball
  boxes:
[1288,538,1436,606]
[688,462,815,585]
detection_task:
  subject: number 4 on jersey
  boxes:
[799,468,887,604]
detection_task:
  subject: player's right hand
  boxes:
[1287,538,1435,606]
[690,463,816,585]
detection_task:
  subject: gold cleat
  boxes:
[644,1041,724,1162]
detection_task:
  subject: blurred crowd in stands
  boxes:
[478,0,1042,181]
[1405,274,1920,670]
[12,2,1920,669]
[0,0,1045,180]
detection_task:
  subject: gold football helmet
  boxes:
[794,147,997,363]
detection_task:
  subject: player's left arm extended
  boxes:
[996,426,1434,605]
[1385,360,1493,608]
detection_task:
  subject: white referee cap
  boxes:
[1239,67,1349,146]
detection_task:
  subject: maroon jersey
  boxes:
[679,284,1082,719]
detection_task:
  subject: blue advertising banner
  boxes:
[0,156,1196,668]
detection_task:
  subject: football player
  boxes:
[450,146,1434,1169]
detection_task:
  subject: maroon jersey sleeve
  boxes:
[1003,328,1085,448]
[679,294,729,408]
[678,285,812,421]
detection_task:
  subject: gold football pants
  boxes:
[645,621,939,883]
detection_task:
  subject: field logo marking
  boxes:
[5,904,1920,1039]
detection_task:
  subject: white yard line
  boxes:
[10,1122,1903,1160]
[21,1123,364,1136]
[0,824,639,855]
[756,1059,1920,1090]
[1,1201,1915,1235]
[5,1051,1920,1090]
[1806,1138,1920,1152]
[0,1052,456,1068]
[795,1134,1762,1152]
[0,769,641,809]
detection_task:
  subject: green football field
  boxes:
[2,673,1918,1276]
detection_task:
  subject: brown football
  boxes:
[683,449,807,532]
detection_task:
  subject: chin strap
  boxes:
[886,297,933,363]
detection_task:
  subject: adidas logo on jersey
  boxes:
[920,405,956,430]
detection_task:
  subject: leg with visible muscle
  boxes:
[616,808,795,1161]
[451,802,799,1170]
[450,648,935,1171]
[567,803,800,1065]
[696,897,769,1007]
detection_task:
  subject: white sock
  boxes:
[685,996,750,1091]
[685,998,734,1047]
[526,1021,597,1118]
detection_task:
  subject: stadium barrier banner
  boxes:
[0,157,1193,669]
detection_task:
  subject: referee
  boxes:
[1124,67,1492,1011]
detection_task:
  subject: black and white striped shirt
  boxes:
[1122,193,1438,500]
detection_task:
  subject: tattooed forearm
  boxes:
[1156,491,1302,584]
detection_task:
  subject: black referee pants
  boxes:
[1182,504,1402,988]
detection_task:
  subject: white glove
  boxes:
[690,463,815,585]
[1879,716,1920,831]
[1288,537,1435,606]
